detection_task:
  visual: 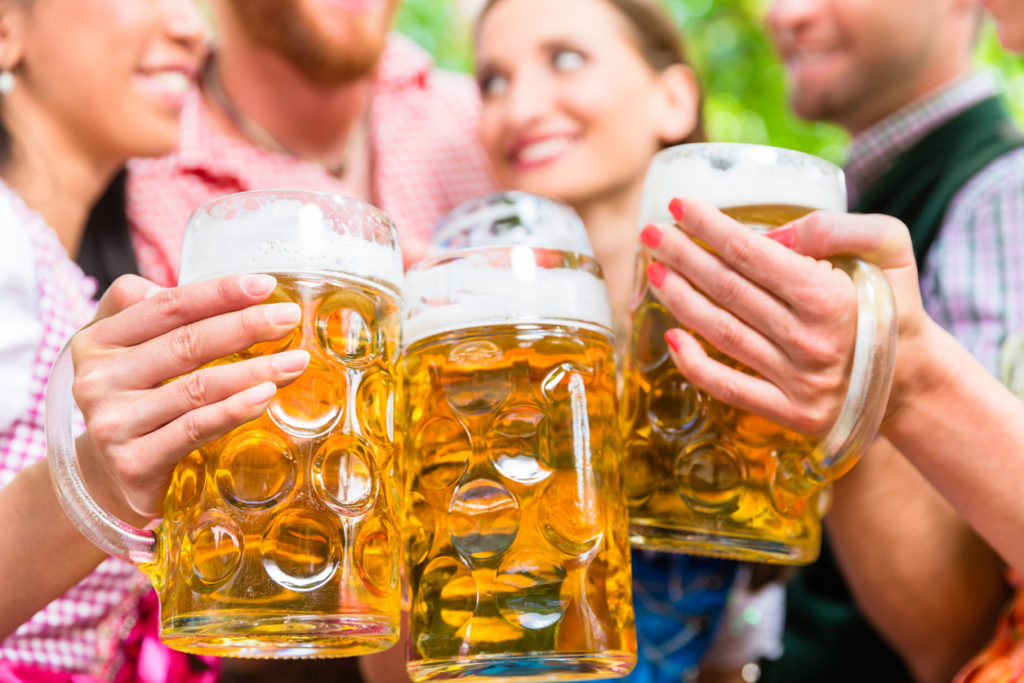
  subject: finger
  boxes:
[101,349,310,439]
[664,328,802,430]
[93,275,164,321]
[641,221,795,345]
[114,381,281,517]
[648,261,791,385]
[81,301,303,391]
[88,273,280,347]
[665,198,831,307]
[770,211,915,271]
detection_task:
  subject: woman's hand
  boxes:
[71,273,308,520]
[640,198,918,436]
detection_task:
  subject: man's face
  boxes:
[227,0,400,84]
[766,0,954,134]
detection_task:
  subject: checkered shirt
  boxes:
[0,182,150,679]
[127,34,497,287]
[845,71,1024,374]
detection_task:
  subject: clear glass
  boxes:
[401,193,636,681]
[48,189,405,658]
[621,143,897,564]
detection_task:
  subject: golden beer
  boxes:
[401,234,635,681]
[623,205,825,564]
[151,273,403,656]
[46,190,408,658]
[624,142,895,565]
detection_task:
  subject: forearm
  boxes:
[826,437,1008,682]
[883,319,1024,571]
[0,459,107,638]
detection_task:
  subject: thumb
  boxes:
[768,211,916,272]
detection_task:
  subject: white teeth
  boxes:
[148,71,192,96]
[517,136,574,163]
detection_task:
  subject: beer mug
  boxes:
[402,193,636,681]
[621,143,897,564]
[47,190,404,657]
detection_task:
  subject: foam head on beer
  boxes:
[178,189,404,293]
[406,192,613,346]
[430,191,594,256]
[639,142,846,229]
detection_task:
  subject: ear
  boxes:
[652,63,700,145]
[0,1,28,71]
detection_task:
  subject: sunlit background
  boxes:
[395,0,1024,164]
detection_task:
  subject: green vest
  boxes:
[760,95,1024,683]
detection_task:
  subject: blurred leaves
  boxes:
[396,0,1023,165]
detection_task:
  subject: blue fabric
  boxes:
[612,550,739,683]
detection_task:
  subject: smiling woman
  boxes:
[0,0,221,680]
[471,1,782,681]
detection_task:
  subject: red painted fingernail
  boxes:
[765,225,796,249]
[640,224,663,248]
[647,261,667,288]
[665,329,683,354]
[669,198,686,222]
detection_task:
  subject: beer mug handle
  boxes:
[45,339,157,565]
[811,257,898,478]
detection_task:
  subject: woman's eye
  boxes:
[552,49,585,72]
[479,72,509,98]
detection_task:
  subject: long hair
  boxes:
[477,0,706,146]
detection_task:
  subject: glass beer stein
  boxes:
[402,193,636,681]
[621,143,897,564]
[47,190,404,657]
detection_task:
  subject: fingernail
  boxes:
[665,329,684,354]
[669,198,686,222]
[241,274,277,296]
[647,261,667,288]
[246,381,276,405]
[765,225,796,249]
[640,224,663,249]
[267,302,301,325]
[272,349,309,373]
[145,285,164,299]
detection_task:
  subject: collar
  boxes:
[174,34,434,183]
[844,71,1000,204]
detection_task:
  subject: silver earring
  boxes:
[0,70,14,95]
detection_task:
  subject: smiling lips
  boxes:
[509,134,577,169]
[136,69,195,107]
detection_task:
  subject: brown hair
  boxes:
[477,0,706,145]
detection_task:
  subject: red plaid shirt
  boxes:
[127,35,496,286]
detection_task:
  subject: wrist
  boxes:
[880,318,957,434]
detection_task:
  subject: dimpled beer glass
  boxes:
[402,193,636,681]
[621,143,897,564]
[48,190,404,657]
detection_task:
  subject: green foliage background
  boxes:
[395,0,1024,165]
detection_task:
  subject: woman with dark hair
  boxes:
[473,0,781,680]
[0,1,311,681]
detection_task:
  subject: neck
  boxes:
[2,97,119,256]
[574,189,643,328]
[844,62,974,137]
[209,41,372,162]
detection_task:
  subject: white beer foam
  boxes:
[639,143,846,227]
[404,248,613,346]
[178,197,404,292]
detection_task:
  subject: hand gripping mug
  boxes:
[621,143,897,564]
[401,192,636,681]
[47,190,404,657]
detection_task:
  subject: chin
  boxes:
[997,25,1024,53]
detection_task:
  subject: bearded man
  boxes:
[127,0,496,280]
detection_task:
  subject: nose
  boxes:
[765,0,817,42]
[162,0,209,57]
[503,66,553,131]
